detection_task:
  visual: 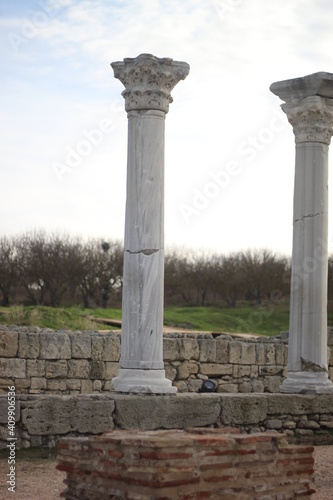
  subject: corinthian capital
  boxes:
[282,96,333,145]
[270,72,333,144]
[111,53,190,113]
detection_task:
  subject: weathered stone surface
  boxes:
[40,332,71,360]
[31,377,47,390]
[220,394,268,425]
[47,380,67,391]
[67,360,90,379]
[0,396,20,423]
[179,338,199,360]
[177,361,198,379]
[70,333,92,359]
[0,358,26,378]
[104,362,119,380]
[265,376,282,393]
[255,343,265,364]
[200,363,233,377]
[233,365,251,378]
[267,394,333,415]
[81,380,93,394]
[164,364,177,382]
[66,379,81,391]
[215,339,228,363]
[45,360,68,379]
[18,332,39,358]
[229,341,256,365]
[251,379,264,393]
[113,394,220,430]
[21,395,115,435]
[0,331,18,357]
[91,335,120,362]
[198,340,216,362]
[27,360,45,377]
[217,383,238,393]
[264,344,276,365]
[90,361,105,380]
[266,419,283,430]
[163,338,179,361]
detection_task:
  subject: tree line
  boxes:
[1,232,333,309]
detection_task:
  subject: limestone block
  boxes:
[264,344,276,365]
[328,328,333,346]
[104,362,119,380]
[255,343,265,364]
[328,346,333,366]
[199,363,233,377]
[21,396,115,435]
[66,379,81,391]
[45,360,68,379]
[266,394,333,415]
[163,338,179,361]
[93,380,102,392]
[90,361,105,380]
[215,339,229,363]
[113,393,221,430]
[188,379,203,392]
[67,360,91,379]
[0,378,14,391]
[0,331,18,357]
[239,382,252,393]
[47,379,67,391]
[81,380,93,394]
[217,383,238,393]
[177,361,198,379]
[198,339,216,362]
[27,360,45,377]
[265,376,282,393]
[229,341,256,365]
[275,344,285,365]
[173,381,188,392]
[179,338,199,360]
[14,379,30,392]
[251,365,259,378]
[91,334,120,362]
[0,358,26,378]
[18,332,39,358]
[330,367,333,382]
[164,364,177,382]
[40,332,71,359]
[70,333,92,359]
[259,366,284,376]
[251,379,264,393]
[283,421,296,429]
[233,365,251,378]
[266,419,283,430]
[30,377,47,390]
[0,397,20,423]
[220,394,268,425]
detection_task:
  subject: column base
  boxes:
[281,371,333,394]
[113,368,177,394]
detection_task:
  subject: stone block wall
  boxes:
[57,428,315,499]
[0,325,332,394]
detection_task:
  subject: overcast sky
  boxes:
[1,0,333,256]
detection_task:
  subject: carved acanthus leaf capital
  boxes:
[281,96,333,145]
[111,53,190,113]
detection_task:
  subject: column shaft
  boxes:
[289,143,328,372]
[120,110,165,371]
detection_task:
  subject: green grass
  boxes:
[164,302,290,337]
[0,302,293,336]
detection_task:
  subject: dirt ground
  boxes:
[0,445,332,500]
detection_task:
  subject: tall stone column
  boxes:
[111,54,189,393]
[270,72,333,393]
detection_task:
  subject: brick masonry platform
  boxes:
[57,428,315,499]
[1,393,332,449]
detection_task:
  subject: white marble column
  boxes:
[270,72,333,393]
[111,54,189,393]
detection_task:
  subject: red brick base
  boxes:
[57,428,315,499]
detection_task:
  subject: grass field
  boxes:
[0,302,290,336]
[1,302,332,337]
